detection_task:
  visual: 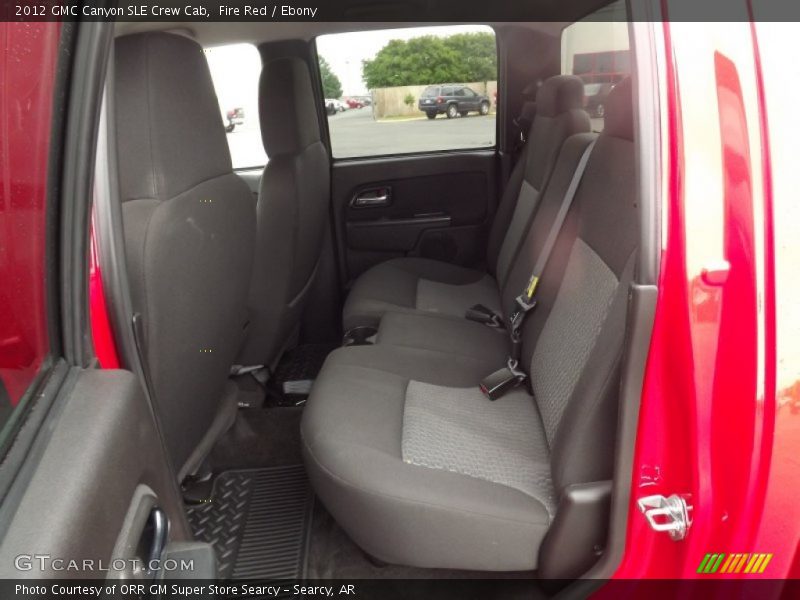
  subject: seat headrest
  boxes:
[602,77,634,141]
[114,33,232,202]
[536,75,585,118]
[260,56,322,157]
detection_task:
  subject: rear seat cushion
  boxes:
[402,380,555,515]
[301,347,553,571]
[342,257,499,331]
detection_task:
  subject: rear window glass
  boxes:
[561,0,630,132]
[316,25,497,158]
[204,43,266,169]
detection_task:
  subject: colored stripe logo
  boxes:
[697,553,773,574]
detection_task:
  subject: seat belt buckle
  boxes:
[465,304,504,328]
[479,359,527,401]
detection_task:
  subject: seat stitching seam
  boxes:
[377,339,505,362]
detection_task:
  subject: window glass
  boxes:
[573,53,594,76]
[756,22,800,421]
[316,25,497,158]
[561,0,630,131]
[615,50,631,73]
[0,22,57,446]
[595,52,615,75]
[204,43,266,169]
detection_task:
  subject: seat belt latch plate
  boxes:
[465,304,504,328]
[479,360,526,401]
[510,295,537,331]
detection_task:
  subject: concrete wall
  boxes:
[372,81,498,119]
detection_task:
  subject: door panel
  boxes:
[332,151,497,282]
[347,215,452,251]
[0,369,205,578]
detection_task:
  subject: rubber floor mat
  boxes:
[272,344,336,384]
[186,465,313,579]
[267,343,337,407]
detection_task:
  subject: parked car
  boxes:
[331,98,347,112]
[583,82,615,117]
[418,84,491,119]
[224,107,244,132]
[324,98,347,115]
[346,98,364,109]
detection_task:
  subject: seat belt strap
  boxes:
[507,138,597,362]
[481,139,597,401]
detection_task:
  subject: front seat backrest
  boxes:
[115,33,256,479]
[237,56,330,369]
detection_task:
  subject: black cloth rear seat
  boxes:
[301,78,637,571]
[342,75,590,331]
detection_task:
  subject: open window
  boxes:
[316,25,498,158]
[204,43,266,169]
[561,0,630,131]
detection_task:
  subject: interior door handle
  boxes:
[352,187,391,208]
[144,507,169,580]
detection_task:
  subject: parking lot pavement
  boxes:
[328,106,496,157]
[224,106,505,167]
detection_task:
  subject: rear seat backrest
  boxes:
[488,75,590,289]
[522,78,637,489]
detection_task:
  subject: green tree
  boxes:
[363,36,466,88]
[444,33,497,82]
[319,56,343,98]
[362,32,497,89]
